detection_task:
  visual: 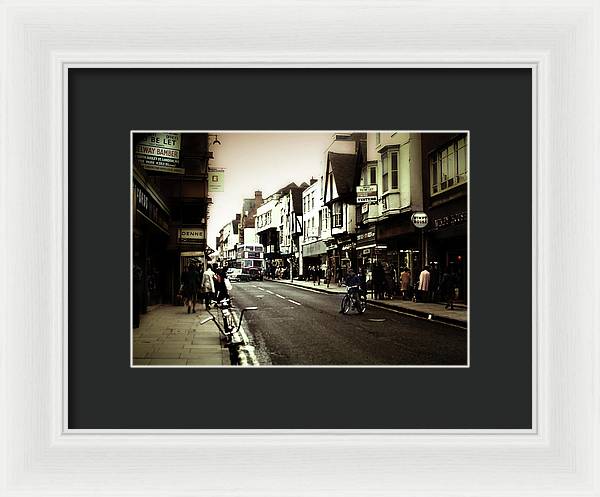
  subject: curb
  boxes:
[274,280,467,328]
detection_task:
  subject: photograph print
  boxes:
[132,131,468,367]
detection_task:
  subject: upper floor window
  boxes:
[369,165,377,185]
[332,203,342,228]
[382,157,388,193]
[391,152,398,189]
[376,132,381,145]
[430,136,468,195]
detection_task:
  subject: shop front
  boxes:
[132,177,171,325]
[301,239,327,280]
[426,206,467,303]
[376,215,420,277]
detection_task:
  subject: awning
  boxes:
[302,240,327,257]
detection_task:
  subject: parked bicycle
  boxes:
[199,297,257,364]
[340,285,367,315]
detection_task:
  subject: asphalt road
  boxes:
[229,280,467,366]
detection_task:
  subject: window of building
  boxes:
[391,152,398,189]
[382,157,388,193]
[332,203,342,227]
[376,132,381,145]
[369,165,377,185]
[430,136,468,195]
[311,193,315,210]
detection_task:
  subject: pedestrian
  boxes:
[400,268,411,300]
[384,263,395,300]
[326,265,332,288]
[201,264,216,310]
[180,263,196,314]
[418,265,431,302]
[358,266,368,299]
[213,265,230,302]
[439,267,459,310]
[373,262,385,300]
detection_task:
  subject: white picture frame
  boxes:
[1,0,598,495]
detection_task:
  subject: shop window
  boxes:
[430,135,468,195]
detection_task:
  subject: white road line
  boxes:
[257,287,265,291]
[265,290,274,294]
[252,285,258,288]
[288,299,301,306]
[275,294,286,299]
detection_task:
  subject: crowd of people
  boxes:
[179,262,231,314]
[178,259,461,314]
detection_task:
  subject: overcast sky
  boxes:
[206,132,335,247]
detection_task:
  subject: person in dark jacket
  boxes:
[439,267,459,310]
[373,262,385,300]
[213,265,230,302]
[181,263,201,314]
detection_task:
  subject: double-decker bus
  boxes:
[235,243,264,281]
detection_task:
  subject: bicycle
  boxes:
[199,297,257,364]
[340,285,367,315]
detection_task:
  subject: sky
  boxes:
[206,132,336,248]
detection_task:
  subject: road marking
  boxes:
[265,290,274,294]
[252,285,258,288]
[368,318,386,322]
[288,299,301,306]
[257,287,265,291]
[275,294,286,299]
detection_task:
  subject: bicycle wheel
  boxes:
[356,295,367,314]
[341,295,352,314]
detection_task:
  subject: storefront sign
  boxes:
[357,226,376,244]
[356,185,378,203]
[134,133,184,174]
[433,211,467,229]
[178,228,205,243]
[208,167,225,192]
[134,180,170,233]
[411,212,429,228]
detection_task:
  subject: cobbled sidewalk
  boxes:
[133,304,230,366]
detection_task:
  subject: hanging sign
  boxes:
[208,167,225,192]
[134,133,184,174]
[411,212,429,228]
[178,228,205,243]
[356,185,378,203]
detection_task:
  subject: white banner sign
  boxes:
[135,133,184,174]
[356,185,378,203]
[178,228,205,243]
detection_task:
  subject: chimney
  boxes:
[254,190,263,207]
[310,177,317,185]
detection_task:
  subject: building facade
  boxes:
[132,132,211,324]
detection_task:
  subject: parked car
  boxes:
[226,267,243,282]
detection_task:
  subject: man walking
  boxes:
[201,264,215,310]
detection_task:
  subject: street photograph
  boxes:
[131,131,468,366]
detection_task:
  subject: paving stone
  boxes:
[180,351,222,359]
[133,358,151,365]
[149,359,187,365]
[147,351,181,359]
[186,358,224,366]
